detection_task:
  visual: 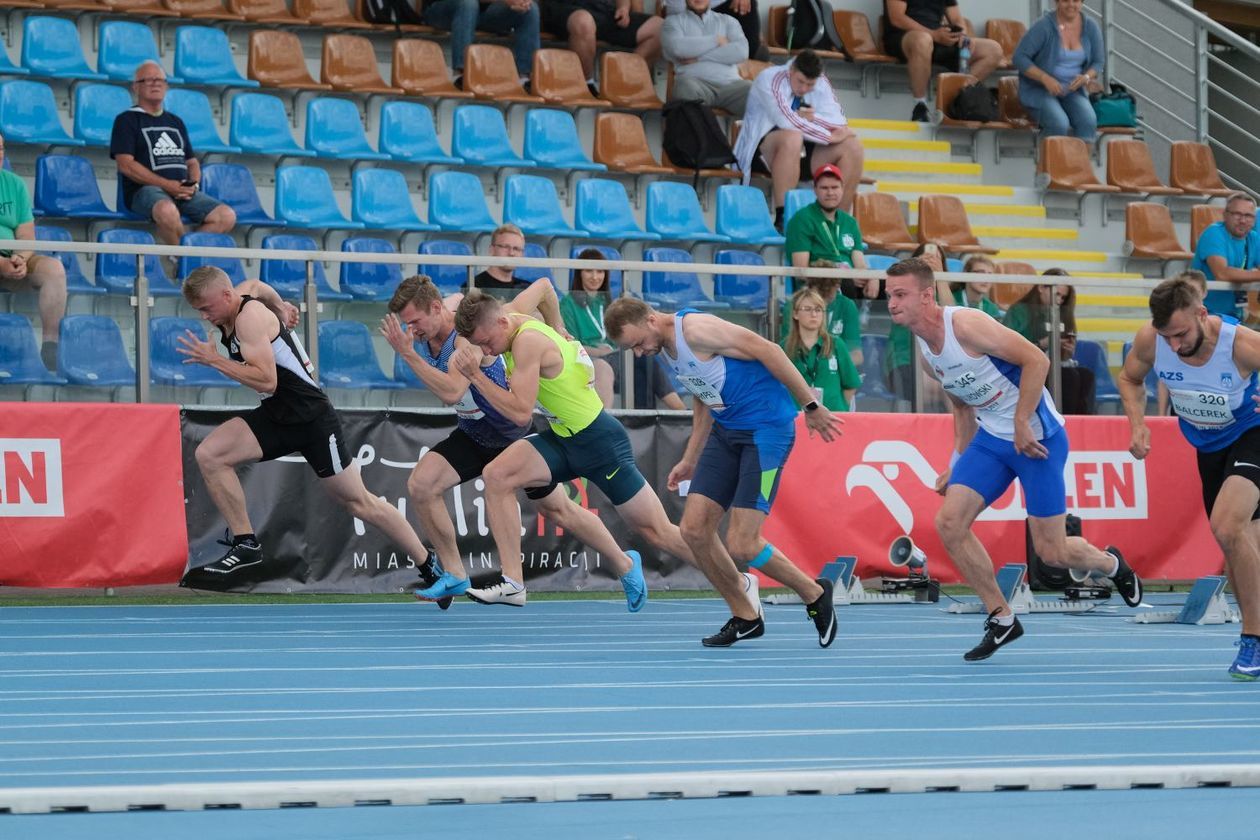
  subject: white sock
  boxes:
[1107,554,1120,577]
[994,611,1015,627]
[502,575,524,590]
[915,97,929,107]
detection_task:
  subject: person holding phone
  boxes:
[884,0,1003,122]
[1013,0,1105,141]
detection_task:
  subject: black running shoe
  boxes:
[702,615,765,647]
[181,536,263,589]
[911,101,930,122]
[964,608,1024,661]
[806,578,838,648]
[1106,546,1143,607]
[414,548,453,610]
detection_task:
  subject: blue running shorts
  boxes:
[689,420,795,513]
[950,426,1068,518]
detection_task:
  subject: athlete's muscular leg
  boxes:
[725,507,823,603]
[1027,514,1119,575]
[1209,477,1260,634]
[322,462,430,562]
[407,452,468,579]
[194,417,263,537]
[481,440,557,582]
[533,486,632,575]
[678,492,758,620]
[936,484,1010,615]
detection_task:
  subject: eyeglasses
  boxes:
[795,306,825,314]
[1226,211,1256,220]
[134,77,168,85]
[490,242,524,254]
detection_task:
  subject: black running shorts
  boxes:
[241,405,352,479]
[1196,425,1260,520]
[428,427,557,501]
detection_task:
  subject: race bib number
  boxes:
[573,341,596,390]
[453,388,484,420]
[1169,388,1233,429]
[678,374,725,410]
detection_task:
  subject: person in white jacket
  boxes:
[662,0,752,115]
[731,50,864,228]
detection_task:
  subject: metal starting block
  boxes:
[946,563,1107,614]
[764,557,939,606]
[1132,575,1240,625]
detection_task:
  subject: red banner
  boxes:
[0,403,188,587]
[765,414,1219,583]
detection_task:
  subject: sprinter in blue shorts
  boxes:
[885,258,1143,661]
[605,297,844,648]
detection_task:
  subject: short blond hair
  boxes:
[454,290,503,336]
[182,265,231,304]
[604,297,653,341]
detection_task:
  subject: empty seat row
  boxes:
[847,191,998,255]
[1040,137,1233,202]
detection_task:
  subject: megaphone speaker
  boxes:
[889,535,927,572]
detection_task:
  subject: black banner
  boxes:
[181,409,711,593]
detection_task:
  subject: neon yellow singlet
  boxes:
[504,319,603,437]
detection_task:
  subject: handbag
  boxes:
[1090,82,1137,128]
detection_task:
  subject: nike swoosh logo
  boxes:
[1234,462,1260,470]
[735,626,759,639]
[993,625,1015,644]
[605,467,621,480]
[1237,664,1260,674]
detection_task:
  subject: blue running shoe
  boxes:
[621,550,647,613]
[415,571,471,603]
[1229,635,1260,681]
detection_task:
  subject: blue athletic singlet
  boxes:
[661,309,798,430]
[917,306,1065,442]
[418,328,529,448]
[1154,317,1260,452]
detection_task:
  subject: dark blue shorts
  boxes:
[689,420,795,514]
[950,426,1068,518]
[526,410,646,506]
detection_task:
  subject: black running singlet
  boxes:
[220,296,331,424]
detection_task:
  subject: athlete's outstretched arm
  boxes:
[1119,325,1157,458]
[668,398,713,491]
[177,302,279,393]
[451,330,547,427]
[379,314,473,404]
[506,278,564,334]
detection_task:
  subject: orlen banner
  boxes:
[765,413,1219,584]
[0,403,188,586]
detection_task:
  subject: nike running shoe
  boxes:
[180,535,263,589]
[1106,546,1143,607]
[414,548,453,610]
[806,577,837,648]
[416,571,471,603]
[742,572,763,619]
[466,576,527,607]
[964,607,1024,661]
[1229,635,1260,681]
[621,550,647,613]
[702,615,765,647]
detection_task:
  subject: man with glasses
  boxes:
[110,62,235,257]
[1192,192,1260,321]
[474,224,544,300]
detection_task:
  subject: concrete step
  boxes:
[866,159,983,180]
[849,118,925,136]
[908,200,1046,220]
[910,225,1079,243]
[873,180,1014,199]
[860,137,952,161]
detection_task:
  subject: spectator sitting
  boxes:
[1191,191,1260,321]
[786,163,869,281]
[423,0,541,89]
[884,0,1003,122]
[951,254,1002,317]
[1003,268,1095,415]
[1013,0,1103,141]
[732,50,865,228]
[110,62,236,269]
[778,268,863,367]
[662,0,752,116]
[475,224,538,300]
[663,0,766,63]
[541,0,662,91]
[781,287,861,412]
[0,131,66,371]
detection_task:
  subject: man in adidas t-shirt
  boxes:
[109,62,235,254]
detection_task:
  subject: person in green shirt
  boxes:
[1003,268,1095,414]
[950,255,1003,318]
[785,164,869,277]
[885,241,953,406]
[778,268,863,367]
[781,288,861,411]
[0,133,67,371]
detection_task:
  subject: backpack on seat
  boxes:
[661,99,736,183]
[363,0,426,31]
[947,83,998,122]
[786,0,846,52]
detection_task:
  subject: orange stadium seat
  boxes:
[355,0,432,32]
[1169,141,1234,199]
[1191,204,1224,251]
[295,0,373,28]
[532,48,610,108]
[392,39,472,99]
[855,192,918,252]
[228,0,309,23]
[985,19,1026,69]
[994,261,1035,307]
[101,0,181,16]
[599,52,662,110]
[997,76,1033,130]
[1125,202,1194,261]
[322,34,403,94]
[161,0,246,20]
[917,195,998,254]
[1106,139,1183,196]
[463,44,542,104]
[593,112,675,174]
[248,30,332,91]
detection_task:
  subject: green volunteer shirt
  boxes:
[951,288,1002,318]
[778,292,861,352]
[783,337,862,412]
[559,292,615,352]
[0,169,34,240]
[785,202,865,267]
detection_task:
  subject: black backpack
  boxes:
[661,99,735,183]
[785,0,846,52]
[363,0,426,32]
[947,83,998,122]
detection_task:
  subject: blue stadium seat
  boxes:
[523,109,606,171]
[305,97,389,161]
[418,239,473,295]
[503,174,586,237]
[512,242,550,284]
[201,162,281,226]
[150,317,238,387]
[34,225,106,297]
[784,188,814,227]
[378,101,462,165]
[229,93,316,158]
[339,237,403,302]
[72,83,131,147]
[163,89,242,155]
[393,350,429,390]
[34,155,126,219]
[274,165,365,231]
[643,248,730,310]
[260,233,352,301]
[58,315,135,386]
[97,20,181,84]
[351,168,438,232]
[945,258,964,273]
[567,244,623,298]
[177,231,246,284]
[0,314,66,385]
[863,254,897,271]
[21,17,107,81]
[97,229,182,297]
[1073,339,1122,405]
[1122,341,1159,400]
[715,185,785,246]
[174,26,259,88]
[858,334,898,401]
[0,80,86,147]
[573,179,660,242]
[317,320,403,390]
[427,171,498,233]
[713,250,769,309]
[645,182,731,243]
[451,105,534,168]
[0,42,30,77]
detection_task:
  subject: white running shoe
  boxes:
[742,572,763,619]
[466,576,527,607]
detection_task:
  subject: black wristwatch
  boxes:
[803,400,820,412]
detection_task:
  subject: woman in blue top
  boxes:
[1013,0,1104,141]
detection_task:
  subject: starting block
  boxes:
[1132,575,1240,625]
[764,557,939,606]
[946,563,1106,615]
